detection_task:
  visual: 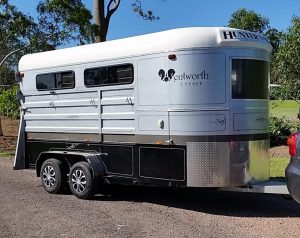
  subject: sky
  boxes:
[10,0,300,43]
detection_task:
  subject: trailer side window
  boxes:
[231,59,269,99]
[84,64,133,87]
[36,71,75,90]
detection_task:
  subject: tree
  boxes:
[93,0,159,42]
[39,0,160,43]
[0,0,36,84]
[37,0,94,45]
[273,17,300,100]
[265,28,284,54]
[0,0,56,85]
[227,8,284,52]
[265,28,284,96]
[228,8,270,33]
[227,8,285,99]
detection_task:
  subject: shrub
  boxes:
[0,86,20,119]
[269,116,300,146]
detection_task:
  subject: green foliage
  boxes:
[227,9,284,97]
[38,0,160,43]
[228,8,270,33]
[270,85,292,100]
[265,28,284,54]
[0,1,35,72]
[0,66,14,86]
[0,86,20,119]
[269,117,300,146]
[273,17,300,100]
[37,0,93,45]
[0,1,35,47]
[0,0,53,85]
[132,1,159,21]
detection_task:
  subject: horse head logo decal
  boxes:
[158,69,175,82]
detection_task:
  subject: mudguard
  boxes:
[36,150,107,182]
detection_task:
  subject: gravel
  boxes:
[1,156,300,238]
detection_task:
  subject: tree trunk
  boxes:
[93,0,121,42]
[93,0,107,42]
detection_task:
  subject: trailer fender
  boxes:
[36,151,107,182]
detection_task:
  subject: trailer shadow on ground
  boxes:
[92,185,300,218]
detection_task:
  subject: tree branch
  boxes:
[132,0,159,21]
[106,0,121,23]
[0,49,21,67]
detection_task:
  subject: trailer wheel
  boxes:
[69,162,95,199]
[40,158,64,194]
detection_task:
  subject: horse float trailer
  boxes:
[14,27,297,201]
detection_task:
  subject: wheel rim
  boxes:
[42,165,56,188]
[71,169,87,193]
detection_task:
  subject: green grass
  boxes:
[270,100,300,119]
[270,157,290,178]
[0,151,15,157]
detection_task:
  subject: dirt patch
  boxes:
[0,136,17,153]
[270,145,290,158]
[0,118,19,153]
[0,118,19,137]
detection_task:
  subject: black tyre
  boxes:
[40,158,64,194]
[69,162,95,199]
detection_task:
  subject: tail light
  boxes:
[15,71,24,82]
[287,132,298,157]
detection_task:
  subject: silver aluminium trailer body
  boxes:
[14,27,293,200]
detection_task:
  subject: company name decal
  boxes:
[158,69,209,86]
[222,30,269,43]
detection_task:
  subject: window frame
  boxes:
[36,70,75,91]
[84,63,134,88]
[231,58,269,100]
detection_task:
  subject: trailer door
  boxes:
[91,64,135,176]
[137,56,185,181]
[84,63,135,137]
[99,87,135,136]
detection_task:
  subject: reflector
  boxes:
[168,54,177,60]
[287,132,298,157]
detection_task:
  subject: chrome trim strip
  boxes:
[136,107,230,112]
[27,132,269,145]
[27,132,101,142]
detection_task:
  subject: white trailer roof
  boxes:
[19,27,272,71]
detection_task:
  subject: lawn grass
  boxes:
[0,151,15,157]
[270,157,290,178]
[270,100,300,119]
